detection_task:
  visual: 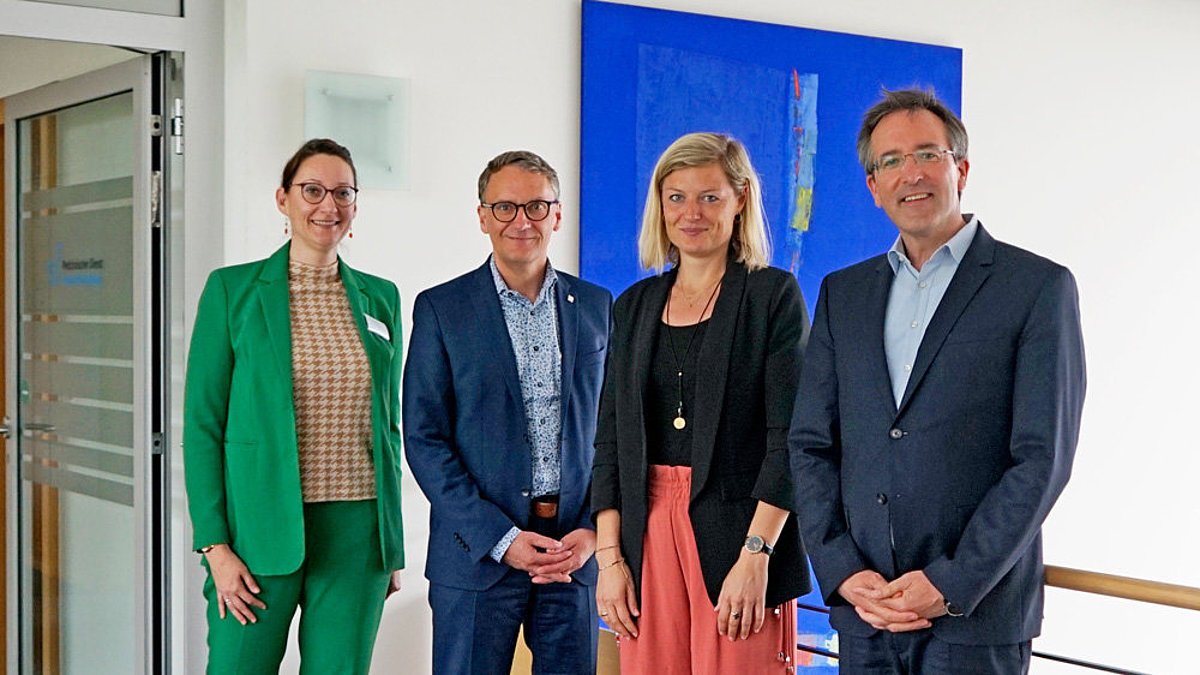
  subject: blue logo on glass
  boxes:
[47,242,103,287]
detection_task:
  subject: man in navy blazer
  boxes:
[790,90,1085,673]
[404,150,611,674]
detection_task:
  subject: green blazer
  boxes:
[183,242,404,575]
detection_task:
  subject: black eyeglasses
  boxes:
[480,200,559,223]
[293,182,359,206]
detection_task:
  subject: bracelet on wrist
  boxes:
[598,557,625,571]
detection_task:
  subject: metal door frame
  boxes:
[4,53,168,675]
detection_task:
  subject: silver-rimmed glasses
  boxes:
[872,148,957,175]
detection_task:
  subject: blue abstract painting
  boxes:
[581,2,962,667]
[581,0,962,321]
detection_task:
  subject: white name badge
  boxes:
[364,313,390,341]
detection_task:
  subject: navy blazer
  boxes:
[403,260,612,591]
[790,224,1085,645]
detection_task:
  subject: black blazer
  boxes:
[592,260,812,606]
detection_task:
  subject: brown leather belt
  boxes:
[531,495,559,519]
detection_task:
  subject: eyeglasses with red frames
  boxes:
[293,182,359,206]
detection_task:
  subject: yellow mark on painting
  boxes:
[790,187,813,233]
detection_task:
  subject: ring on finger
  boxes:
[730,609,741,619]
[224,598,232,605]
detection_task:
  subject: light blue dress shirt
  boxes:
[487,256,563,562]
[884,216,978,407]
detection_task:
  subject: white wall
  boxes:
[220,0,1200,673]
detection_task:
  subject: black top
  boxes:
[592,260,813,607]
[646,320,708,466]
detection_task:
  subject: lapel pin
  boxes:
[567,294,575,303]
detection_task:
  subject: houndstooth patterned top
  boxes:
[288,258,376,502]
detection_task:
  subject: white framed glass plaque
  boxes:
[305,70,410,190]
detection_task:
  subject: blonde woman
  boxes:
[592,132,811,673]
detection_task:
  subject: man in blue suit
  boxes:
[404,150,611,674]
[789,90,1086,673]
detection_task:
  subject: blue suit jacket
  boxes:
[403,260,612,591]
[790,224,1085,645]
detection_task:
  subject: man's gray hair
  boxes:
[856,88,968,175]
[477,150,560,201]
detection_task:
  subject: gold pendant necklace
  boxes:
[664,278,721,431]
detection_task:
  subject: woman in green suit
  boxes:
[184,138,404,673]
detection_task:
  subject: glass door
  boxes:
[4,55,165,675]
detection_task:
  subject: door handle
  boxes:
[24,422,57,432]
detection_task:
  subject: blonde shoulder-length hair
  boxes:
[638,132,771,273]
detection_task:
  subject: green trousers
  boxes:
[203,499,391,674]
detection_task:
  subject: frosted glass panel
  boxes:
[17,90,136,674]
[305,70,410,190]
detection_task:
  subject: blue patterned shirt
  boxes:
[487,256,563,562]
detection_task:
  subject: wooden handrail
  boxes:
[524,568,1199,674]
[1045,564,1200,611]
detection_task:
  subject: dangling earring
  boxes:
[348,228,353,239]
[284,219,290,237]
